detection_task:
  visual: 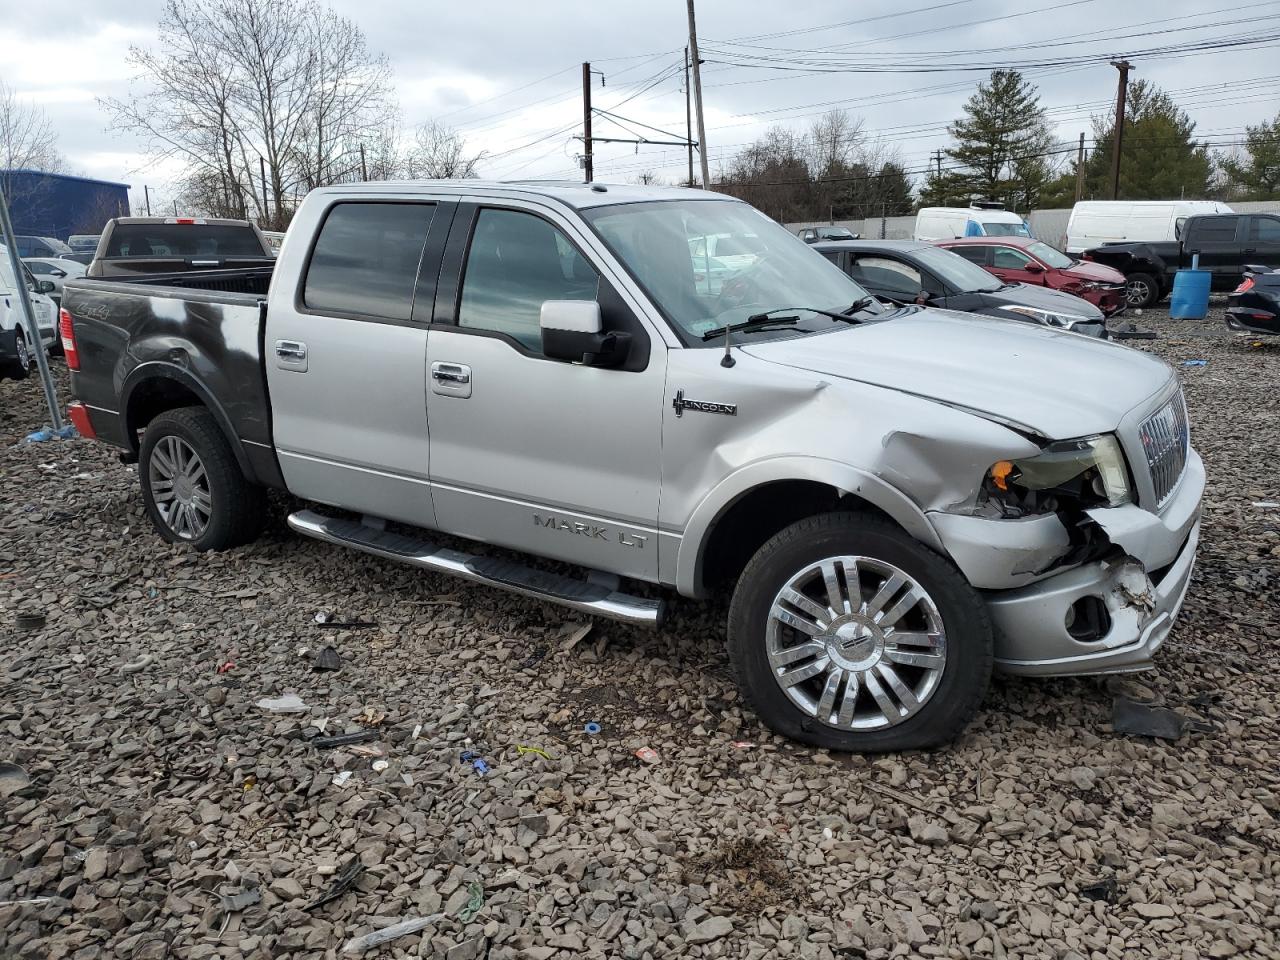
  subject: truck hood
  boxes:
[741,308,1173,440]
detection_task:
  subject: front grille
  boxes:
[1138,392,1190,508]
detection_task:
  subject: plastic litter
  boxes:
[23,425,77,443]
[257,694,308,713]
[219,888,261,912]
[400,772,415,786]
[353,707,386,727]
[584,722,602,735]
[120,654,153,675]
[305,858,364,911]
[1181,359,1207,366]
[331,771,354,788]
[1252,501,1279,509]
[455,881,484,922]
[0,762,31,798]
[313,646,342,672]
[411,724,423,740]
[460,751,490,775]
[217,659,236,674]
[634,747,660,764]
[341,913,445,954]
[371,760,389,772]
[1112,697,1210,740]
[516,745,552,760]
[731,741,756,750]
[313,730,380,749]
[1079,877,1119,904]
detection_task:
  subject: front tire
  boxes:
[1125,272,1160,309]
[139,408,267,551]
[728,512,993,752]
[5,330,32,380]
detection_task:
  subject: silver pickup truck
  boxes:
[62,182,1203,751]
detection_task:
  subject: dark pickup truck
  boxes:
[1082,212,1280,308]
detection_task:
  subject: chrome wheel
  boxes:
[15,333,30,372]
[148,435,212,540]
[766,556,947,731]
[1126,279,1152,307]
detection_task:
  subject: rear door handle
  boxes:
[275,339,308,372]
[430,361,472,398]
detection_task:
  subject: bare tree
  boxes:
[402,121,484,179]
[0,79,65,209]
[632,170,663,186]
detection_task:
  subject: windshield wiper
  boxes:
[744,305,855,324]
[841,297,879,317]
[700,315,799,342]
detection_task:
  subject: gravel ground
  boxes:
[1,307,1278,960]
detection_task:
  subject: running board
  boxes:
[287,510,665,627]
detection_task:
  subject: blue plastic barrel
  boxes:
[1169,255,1211,319]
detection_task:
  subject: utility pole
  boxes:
[582,61,594,184]
[1109,60,1132,201]
[259,155,270,230]
[143,185,152,217]
[1074,132,1086,202]
[686,0,710,188]
[684,46,694,187]
[360,143,368,182]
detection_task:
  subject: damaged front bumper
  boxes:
[929,448,1204,676]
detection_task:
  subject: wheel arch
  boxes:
[121,363,258,483]
[674,458,945,599]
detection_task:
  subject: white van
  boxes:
[1064,200,1233,254]
[914,205,1030,242]
[1,248,58,379]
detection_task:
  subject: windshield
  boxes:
[912,245,1002,293]
[583,199,874,343]
[981,221,1030,238]
[1027,241,1073,269]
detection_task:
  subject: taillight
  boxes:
[59,308,80,370]
[1235,277,1255,294]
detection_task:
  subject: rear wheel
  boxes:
[139,408,266,551]
[1125,272,1160,309]
[5,330,32,380]
[728,512,993,752]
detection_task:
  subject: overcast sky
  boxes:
[1,0,1276,208]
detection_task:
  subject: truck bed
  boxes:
[60,269,280,487]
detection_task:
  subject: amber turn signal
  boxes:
[990,460,1015,491]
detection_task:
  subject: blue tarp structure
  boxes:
[0,169,131,240]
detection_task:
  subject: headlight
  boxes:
[982,434,1132,517]
[997,304,1094,330]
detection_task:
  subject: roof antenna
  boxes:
[721,325,735,368]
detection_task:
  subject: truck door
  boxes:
[265,198,452,527]
[1244,215,1280,270]
[423,201,665,581]
[1184,215,1243,290]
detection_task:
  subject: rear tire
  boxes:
[1125,272,1160,309]
[139,407,267,551]
[728,512,993,752]
[5,330,32,380]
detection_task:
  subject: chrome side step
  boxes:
[287,510,665,628]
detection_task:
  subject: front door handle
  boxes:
[431,362,470,384]
[274,339,308,372]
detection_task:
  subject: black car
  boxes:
[798,225,859,243]
[812,239,1108,338]
[1226,265,1280,336]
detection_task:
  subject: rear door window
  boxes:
[950,246,990,266]
[1190,216,1239,243]
[303,203,436,321]
[1248,217,1280,243]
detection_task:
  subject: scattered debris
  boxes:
[0,897,51,907]
[242,775,256,792]
[634,747,661,764]
[23,425,77,443]
[216,659,236,674]
[455,881,485,922]
[1181,359,1208,366]
[119,653,153,675]
[353,706,386,727]
[349,744,383,758]
[219,888,261,912]
[331,771,354,788]
[1251,500,1279,509]
[313,645,342,671]
[313,611,334,625]
[341,913,445,954]
[584,722,602,735]
[731,741,756,750]
[559,621,594,651]
[410,724,423,740]
[14,610,45,631]
[313,730,380,749]
[1079,877,1120,904]
[1112,697,1211,740]
[400,773,414,787]
[519,646,547,669]
[315,610,378,629]
[516,745,552,760]
[371,760,389,772]
[305,859,364,911]
[460,751,490,775]
[256,694,308,713]
[0,762,31,797]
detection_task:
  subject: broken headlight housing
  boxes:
[998,304,1095,331]
[981,434,1132,517]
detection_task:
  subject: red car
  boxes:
[937,236,1128,316]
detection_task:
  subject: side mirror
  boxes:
[36,280,55,294]
[540,300,630,366]
[1023,262,1044,274]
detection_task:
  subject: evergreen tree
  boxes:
[1083,80,1211,200]
[945,70,1056,207]
[1220,112,1280,200]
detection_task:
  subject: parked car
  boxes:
[1082,212,1280,308]
[914,204,1030,242]
[1065,200,1233,255]
[86,216,275,279]
[814,239,1107,337]
[797,225,859,243]
[62,181,1202,752]
[1,249,58,379]
[24,256,86,308]
[10,235,72,258]
[1225,265,1280,336]
[67,234,102,253]
[937,237,1127,317]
